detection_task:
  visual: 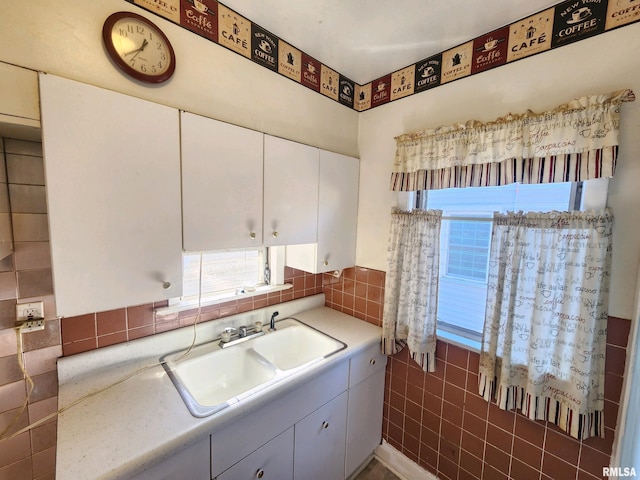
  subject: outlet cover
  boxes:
[16,301,44,322]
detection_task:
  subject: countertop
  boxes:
[55,295,383,480]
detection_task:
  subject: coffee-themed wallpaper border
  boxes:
[126,0,640,111]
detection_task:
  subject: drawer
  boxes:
[348,342,386,388]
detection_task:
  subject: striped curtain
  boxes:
[382,209,441,372]
[390,90,634,191]
[479,209,613,440]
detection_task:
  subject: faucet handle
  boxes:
[221,327,236,343]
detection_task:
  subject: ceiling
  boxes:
[222,0,560,85]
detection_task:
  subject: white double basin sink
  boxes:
[161,318,347,417]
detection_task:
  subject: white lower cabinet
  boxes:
[345,343,387,478]
[217,428,294,480]
[294,392,348,480]
[209,344,385,480]
[345,369,385,477]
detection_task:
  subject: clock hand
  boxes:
[124,39,149,57]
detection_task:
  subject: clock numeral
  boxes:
[160,52,166,61]
[118,28,128,38]
[126,24,135,33]
[140,64,147,73]
[129,58,136,67]
[151,65,157,74]
[156,41,163,50]
[136,25,145,34]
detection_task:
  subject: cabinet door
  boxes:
[181,113,263,250]
[39,74,182,317]
[286,151,359,273]
[217,428,293,480]
[316,150,359,272]
[263,135,318,246]
[345,368,385,478]
[294,391,347,480]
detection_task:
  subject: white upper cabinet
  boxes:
[181,112,264,250]
[39,74,182,317]
[263,135,319,246]
[286,151,359,273]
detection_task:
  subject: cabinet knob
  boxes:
[370,358,376,365]
[322,421,329,429]
[162,282,172,290]
[249,232,256,239]
[323,260,329,266]
[256,469,264,478]
[272,231,279,238]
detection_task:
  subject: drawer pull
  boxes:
[322,421,329,429]
[256,469,264,478]
[323,260,329,266]
[249,232,256,239]
[272,231,279,238]
[370,358,376,365]
[162,282,171,290]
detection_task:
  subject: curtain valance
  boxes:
[391,89,635,192]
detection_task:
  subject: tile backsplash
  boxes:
[60,267,324,356]
[0,138,58,480]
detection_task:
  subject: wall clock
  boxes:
[102,11,176,84]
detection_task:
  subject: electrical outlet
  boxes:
[16,301,44,322]
[21,319,45,332]
[16,302,45,333]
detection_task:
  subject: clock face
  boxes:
[103,12,176,83]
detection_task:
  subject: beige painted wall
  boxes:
[356,22,640,320]
[0,0,359,156]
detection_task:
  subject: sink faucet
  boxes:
[269,311,279,331]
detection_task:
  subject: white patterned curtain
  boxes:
[382,209,442,372]
[479,209,613,440]
[391,90,634,191]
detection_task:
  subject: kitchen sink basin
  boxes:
[162,343,277,417]
[161,318,346,417]
[251,321,346,370]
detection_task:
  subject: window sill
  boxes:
[436,329,481,353]
[155,283,292,316]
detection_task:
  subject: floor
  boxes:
[354,458,402,480]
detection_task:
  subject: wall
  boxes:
[326,267,632,480]
[0,0,359,157]
[0,139,58,480]
[355,22,640,321]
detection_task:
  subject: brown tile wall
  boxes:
[0,139,58,480]
[322,266,385,327]
[325,266,633,480]
[60,266,323,356]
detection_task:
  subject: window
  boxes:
[418,182,578,344]
[182,247,266,303]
